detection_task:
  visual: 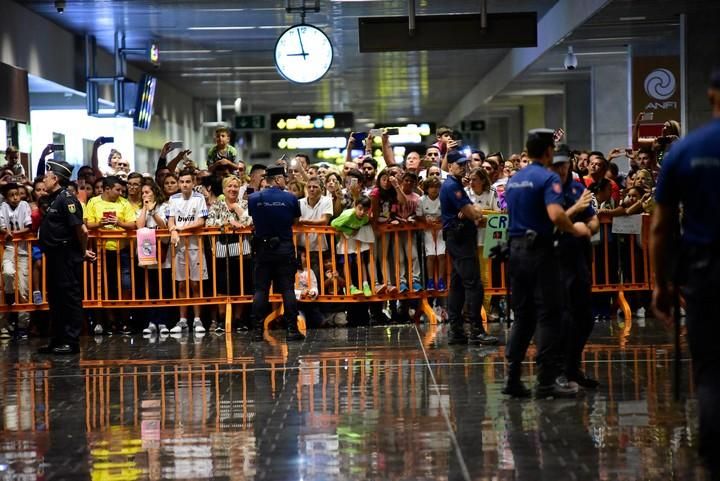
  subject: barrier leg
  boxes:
[617,289,632,321]
[262,304,306,335]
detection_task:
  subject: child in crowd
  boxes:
[395,172,422,292]
[331,196,374,297]
[167,169,208,334]
[416,177,446,291]
[0,183,32,339]
[321,257,347,327]
[295,251,323,328]
[206,127,239,174]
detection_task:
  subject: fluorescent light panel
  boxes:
[188,26,256,31]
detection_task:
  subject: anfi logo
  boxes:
[644,68,676,100]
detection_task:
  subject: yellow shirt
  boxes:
[84,196,135,251]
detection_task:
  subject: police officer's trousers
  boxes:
[251,241,300,331]
[45,248,84,347]
[505,239,564,386]
[445,230,483,331]
[560,242,594,378]
[681,247,720,478]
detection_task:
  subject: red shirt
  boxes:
[583,175,621,203]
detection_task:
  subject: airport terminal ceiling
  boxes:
[17,0,718,122]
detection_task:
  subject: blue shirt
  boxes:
[505,161,564,237]
[655,118,720,246]
[440,174,471,229]
[248,187,301,241]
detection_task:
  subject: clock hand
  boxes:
[296,29,308,59]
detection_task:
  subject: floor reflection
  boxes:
[0,319,710,480]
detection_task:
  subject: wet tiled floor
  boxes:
[0,318,710,480]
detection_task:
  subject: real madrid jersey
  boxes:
[168,192,208,248]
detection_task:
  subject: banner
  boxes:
[611,215,643,236]
[632,56,681,125]
[482,213,509,258]
[136,227,157,266]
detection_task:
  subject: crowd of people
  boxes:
[0,121,669,342]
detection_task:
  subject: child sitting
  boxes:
[206,126,239,175]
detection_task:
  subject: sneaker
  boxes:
[387,285,398,294]
[399,282,409,293]
[437,278,446,291]
[32,291,42,305]
[93,324,103,335]
[349,285,363,296]
[15,329,28,340]
[636,307,646,318]
[209,320,218,331]
[170,319,188,334]
[193,318,206,333]
[120,325,132,335]
[535,376,579,399]
[362,282,372,297]
[158,324,169,335]
[426,279,435,291]
[194,331,205,342]
[412,281,423,292]
[0,328,11,339]
[469,330,499,346]
[375,284,387,295]
[142,322,157,335]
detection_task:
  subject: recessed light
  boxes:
[187,26,256,31]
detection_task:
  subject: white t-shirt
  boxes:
[466,187,499,246]
[415,195,441,221]
[168,192,208,249]
[0,201,31,254]
[299,195,333,251]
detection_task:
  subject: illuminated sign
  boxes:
[149,43,160,65]
[271,112,354,131]
[273,134,348,150]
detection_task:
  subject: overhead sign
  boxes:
[271,112,354,131]
[272,133,348,150]
[235,114,266,130]
[460,120,486,132]
[632,56,680,124]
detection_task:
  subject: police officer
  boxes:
[503,129,591,398]
[38,160,95,355]
[550,146,600,389]
[248,164,304,342]
[651,69,720,479]
[440,150,498,345]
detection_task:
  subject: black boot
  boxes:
[469,326,499,345]
[501,363,531,398]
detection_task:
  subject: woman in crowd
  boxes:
[370,169,400,292]
[325,172,345,219]
[206,175,253,332]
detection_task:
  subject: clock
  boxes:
[274,24,333,84]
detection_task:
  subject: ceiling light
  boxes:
[195,8,245,12]
[162,57,216,62]
[191,66,233,71]
[619,16,646,21]
[575,50,627,56]
[161,50,213,54]
[187,26,256,31]
[180,72,233,77]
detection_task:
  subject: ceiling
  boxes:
[16,0,716,124]
[19,0,559,123]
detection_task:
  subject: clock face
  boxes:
[274,24,333,84]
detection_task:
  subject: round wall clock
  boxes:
[274,24,333,84]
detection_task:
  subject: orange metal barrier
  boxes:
[0,216,653,323]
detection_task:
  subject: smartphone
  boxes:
[50,144,64,151]
[368,128,383,137]
[352,132,368,143]
[640,112,654,122]
[102,210,116,221]
[385,128,399,135]
[350,177,358,186]
[99,136,115,144]
[168,141,183,150]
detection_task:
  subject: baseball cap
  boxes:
[552,144,572,165]
[46,160,73,180]
[264,165,286,177]
[446,150,469,165]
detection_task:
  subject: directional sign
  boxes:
[271,112,354,131]
[235,115,266,130]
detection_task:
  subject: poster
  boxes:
[482,213,509,258]
[611,215,643,235]
[632,56,681,125]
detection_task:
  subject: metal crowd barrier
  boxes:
[0,216,653,326]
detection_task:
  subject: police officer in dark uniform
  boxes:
[652,69,720,479]
[38,160,95,355]
[503,129,591,398]
[248,164,304,342]
[440,150,498,345]
[550,146,600,389]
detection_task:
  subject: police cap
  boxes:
[446,150,469,165]
[264,165,286,178]
[46,160,73,181]
[526,128,555,147]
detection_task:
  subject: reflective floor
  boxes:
[0,317,710,481]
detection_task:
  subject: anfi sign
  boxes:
[632,57,681,123]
